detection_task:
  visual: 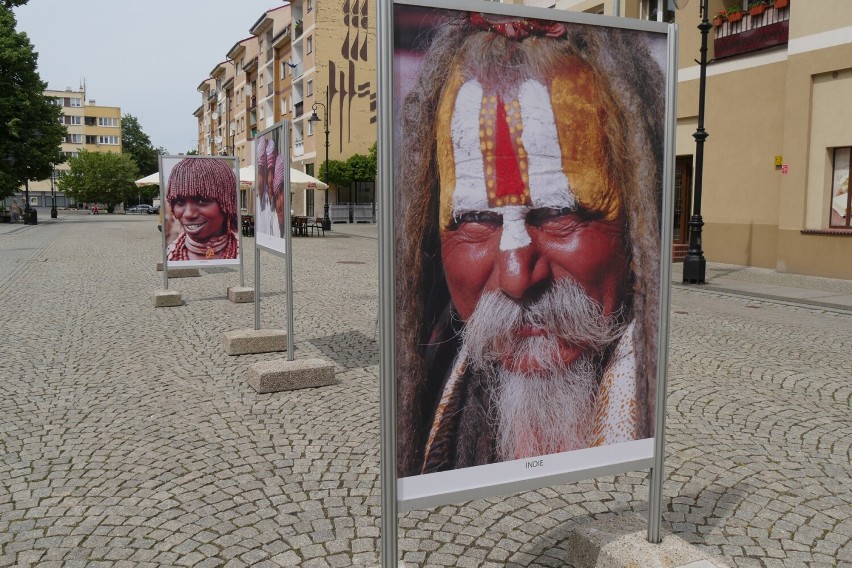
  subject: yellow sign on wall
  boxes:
[775,155,783,166]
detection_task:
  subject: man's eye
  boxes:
[175,198,186,206]
[526,206,602,226]
[452,211,502,228]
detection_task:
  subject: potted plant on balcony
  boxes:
[726,5,745,23]
[713,10,727,27]
[749,0,769,16]
[774,0,789,9]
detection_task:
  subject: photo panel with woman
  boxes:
[390,1,671,509]
[254,123,288,254]
[160,155,241,268]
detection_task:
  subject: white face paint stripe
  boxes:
[499,206,532,252]
[518,80,576,210]
[450,81,489,215]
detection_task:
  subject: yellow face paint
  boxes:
[549,59,621,221]
[436,57,622,232]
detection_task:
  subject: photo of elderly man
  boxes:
[394,8,666,477]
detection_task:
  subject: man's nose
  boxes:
[494,241,551,301]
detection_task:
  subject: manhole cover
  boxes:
[337,261,366,265]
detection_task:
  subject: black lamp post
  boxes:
[675,0,709,283]
[50,167,57,219]
[309,88,332,231]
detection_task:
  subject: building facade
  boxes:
[14,87,122,209]
[195,0,376,220]
[508,0,851,279]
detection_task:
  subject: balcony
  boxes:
[714,3,790,60]
[294,140,304,157]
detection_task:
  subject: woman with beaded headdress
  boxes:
[166,158,239,261]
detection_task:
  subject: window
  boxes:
[98,117,119,127]
[65,115,82,125]
[85,135,97,145]
[63,151,79,159]
[639,0,675,23]
[307,36,313,54]
[830,147,851,228]
[69,97,81,107]
[282,61,288,77]
[67,134,83,144]
[85,116,96,126]
[97,135,119,145]
[307,119,314,136]
[307,79,314,97]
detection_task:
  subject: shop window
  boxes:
[829,147,851,228]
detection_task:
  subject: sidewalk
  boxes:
[671,262,852,312]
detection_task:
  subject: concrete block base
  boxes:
[156,262,201,278]
[223,329,287,355]
[227,286,255,303]
[153,290,182,308]
[246,358,335,393]
[566,513,728,568]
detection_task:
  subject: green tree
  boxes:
[347,152,375,182]
[58,150,139,212]
[121,114,160,176]
[319,159,351,187]
[0,6,66,199]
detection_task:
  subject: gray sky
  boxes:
[14,0,281,154]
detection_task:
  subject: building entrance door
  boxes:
[674,156,692,243]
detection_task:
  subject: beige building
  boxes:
[21,87,122,208]
[195,0,377,221]
[504,0,851,279]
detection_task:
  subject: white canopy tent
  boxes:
[238,165,328,190]
[134,172,160,187]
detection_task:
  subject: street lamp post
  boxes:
[675,0,710,283]
[50,167,57,218]
[309,89,332,231]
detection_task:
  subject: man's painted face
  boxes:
[437,58,630,372]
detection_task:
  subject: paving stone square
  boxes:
[0,213,850,567]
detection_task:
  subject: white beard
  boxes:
[459,278,625,461]
[489,359,598,461]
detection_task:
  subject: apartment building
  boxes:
[195,0,376,220]
[505,0,850,279]
[22,87,121,208]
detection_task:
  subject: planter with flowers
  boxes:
[774,0,789,9]
[749,1,769,16]
[713,11,727,27]
[726,5,745,23]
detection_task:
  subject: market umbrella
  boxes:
[238,165,328,190]
[134,172,160,186]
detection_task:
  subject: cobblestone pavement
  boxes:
[0,214,850,567]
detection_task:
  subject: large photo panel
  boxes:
[160,155,240,268]
[392,1,670,509]
[254,123,288,254]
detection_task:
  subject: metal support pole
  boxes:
[683,0,710,284]
[648,21,679,545]
[378,0,398,566]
